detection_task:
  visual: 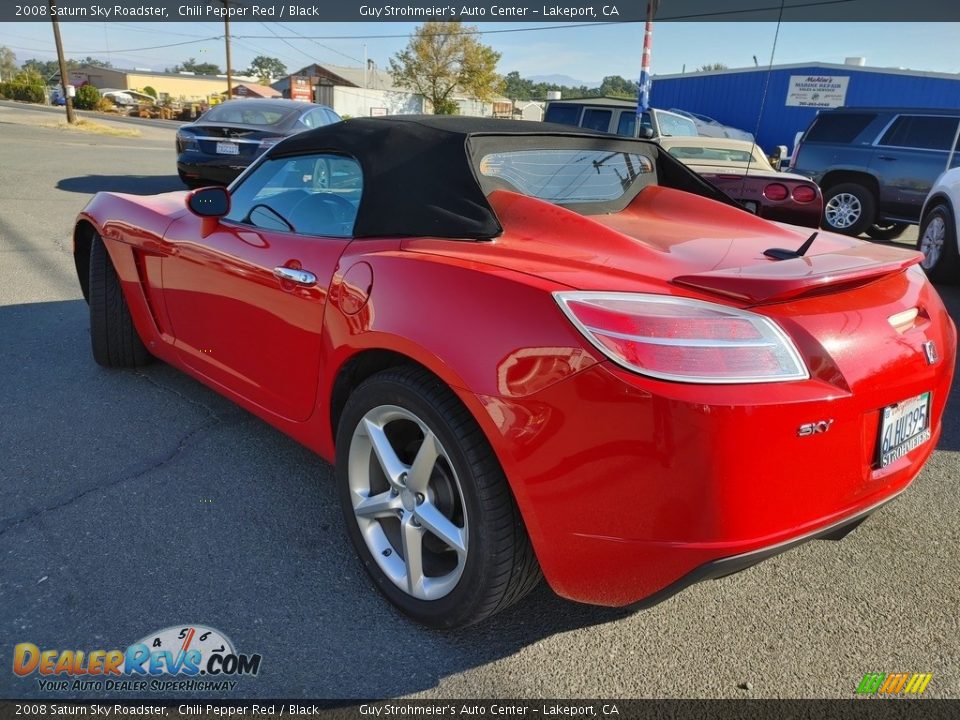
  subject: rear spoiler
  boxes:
[673,245,924,304]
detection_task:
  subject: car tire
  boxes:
[822,182,876,236]
[89,233,152,367]
[866,222,909,241]
[336,366,541,629]
[917,203,959,284]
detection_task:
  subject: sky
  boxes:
[1,21,958,84]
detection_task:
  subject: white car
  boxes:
[918,167,960,282]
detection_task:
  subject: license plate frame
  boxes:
[216,141,239,155]
[877,392,932,468]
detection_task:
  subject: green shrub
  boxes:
[74,84,101,110]
[141,85,157,99]
[0,83,45,103]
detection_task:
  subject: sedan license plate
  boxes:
[216,141,239,155]
[878,392,931,468]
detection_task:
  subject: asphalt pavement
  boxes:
[0,103,958,700]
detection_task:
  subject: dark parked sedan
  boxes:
[176,99,340,187]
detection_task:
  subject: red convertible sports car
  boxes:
[74,116,955,628]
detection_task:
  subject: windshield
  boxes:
[666,144,773,170]
[200,103,296,126]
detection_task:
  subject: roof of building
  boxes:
[73,64,258,83]
[653,61,960,82]
[281,63,402,91]
[233,82,282,98]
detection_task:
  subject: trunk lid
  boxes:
[401,187,921,305]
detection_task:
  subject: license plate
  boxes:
[216,142,239,155]
[878,392,932,468]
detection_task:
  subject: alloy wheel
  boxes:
[347,405,468,601]
[920,215,945,270]
[825,192,862,230]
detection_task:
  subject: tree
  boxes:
[0,46,16,82]
[389,22,502,115]
[598,75,638,98]
[76,56,112,68]
[245,55,286,84]
[503,70,533,101]
[696,63,728,72]
[141,85,157,99]
[168,58,222,75]
[20,58,61,82]
[13,68,46,86]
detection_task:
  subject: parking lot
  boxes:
[0,102,958,700]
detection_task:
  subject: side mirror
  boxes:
[639,127,655,139]
[187,186,230,217]
[187,186,230,236]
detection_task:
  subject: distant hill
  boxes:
[526,74,599,88]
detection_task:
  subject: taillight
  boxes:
[792,185,817,203]
[555,292,809,384]
[177,130,199,152]
[763,183,789,201]
[258,136,283,153]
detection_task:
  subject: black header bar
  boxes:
[2,0,959,23]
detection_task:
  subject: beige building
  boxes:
[69,65,257,102]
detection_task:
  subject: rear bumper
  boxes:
[177,153,250,185]
[625,490,897,611]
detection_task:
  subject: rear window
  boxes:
[668,146,754,162]
[878,115,960,151]
[544,105,582,126]
[201,103,295,126]
[803,112,876,143]
[477,148,655,205]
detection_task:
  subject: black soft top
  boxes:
[267,116,629,239]
[267,115,728,239]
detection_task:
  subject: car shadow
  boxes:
[56,174,185,195]
[0,300,632,701]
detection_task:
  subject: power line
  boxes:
[233,21,622,40]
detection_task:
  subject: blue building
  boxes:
[651,61,960,154]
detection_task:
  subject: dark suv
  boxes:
[792,108,960,238]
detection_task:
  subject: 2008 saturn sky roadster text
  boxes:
[72,116,956,628]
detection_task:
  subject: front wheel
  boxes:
[88,233,152,367]
[918,204,959,284]
[822,182,876,236]
[336,366,541,629]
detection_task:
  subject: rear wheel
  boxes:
[89,233,152,367]
[866,221,909,241]
[917,203,959,284]
[822,182,876,236]
[336,366,541,629]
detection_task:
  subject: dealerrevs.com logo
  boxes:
[13,625,262,692]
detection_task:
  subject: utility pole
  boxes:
[49,0,75,124]
[223,0,233,99]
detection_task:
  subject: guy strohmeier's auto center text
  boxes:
[15,2,622,20]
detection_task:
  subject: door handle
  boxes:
[273,266,317,286]
[876,155,898,161]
